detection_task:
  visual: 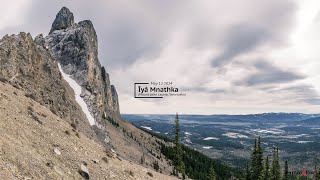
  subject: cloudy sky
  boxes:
[1,0,320,114]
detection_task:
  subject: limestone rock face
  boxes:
[111,85,119,113]
[101,67,113,111]
[49,7,74,34]
[0,32,91,135]
[46,7,120,125]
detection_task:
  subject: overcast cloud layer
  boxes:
[1,0,320,114]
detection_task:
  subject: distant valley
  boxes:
[123,113,320,171]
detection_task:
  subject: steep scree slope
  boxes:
[0,81,176,180]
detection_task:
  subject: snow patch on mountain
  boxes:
[141,126,152,131]
[58,63,95,126]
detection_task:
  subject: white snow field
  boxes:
[57,63,95,126]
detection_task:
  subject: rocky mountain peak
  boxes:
[49,7,74,34]
[46,7,120,125]
[0,6,120,131]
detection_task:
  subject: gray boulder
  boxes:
[79,163,90,179]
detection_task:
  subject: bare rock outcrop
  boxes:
[46,7,120,126]
[0,32,93,136]
[49,7,74,34]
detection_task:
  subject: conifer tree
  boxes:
[252,137,263,179]
[251,138,257,179]
[257,137,264,176]
[283,160,289,180]
[316,168,320,180]
[259,156,270,180]
[271,146,281,180]
[174,113,185,178]
[271,147,276,180]
[208,164,217,180]
[245,162,251,180]
[275,147,281,178]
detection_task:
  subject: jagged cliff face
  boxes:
[45,7,119,125]
[0,31,103,139]
[0,32,87,124]
[0,82,176,179]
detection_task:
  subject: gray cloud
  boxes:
[183,86,227,94]
[315,11,320,23]
[0,1,64,36]
[212,25,269,67]
[1,0,295,70]
[2,0,319,114]
[235,60,305,86]
[316,11,320,19]
[304,98,320,105]
[0,0,172,69]
[210,1,296,68]
[267,85,320,105]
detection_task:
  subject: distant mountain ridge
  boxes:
[124,112,320,123]
[300,116,320,124]
[124,113,320,170]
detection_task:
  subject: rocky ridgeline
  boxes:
[45,7,120,124]
[0,32,88,124]
[0,7,120,138]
